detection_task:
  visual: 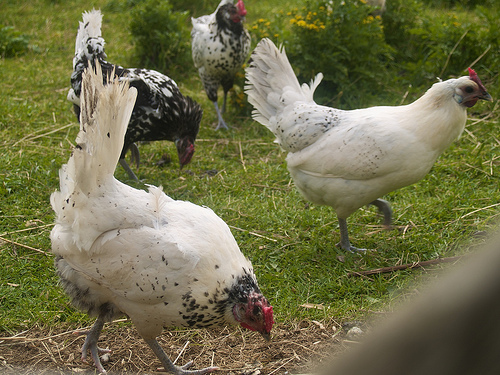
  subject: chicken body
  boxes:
[191,0,251,130]
[245,38,492,252]
[68,9,202,180]
[52,62,273,374]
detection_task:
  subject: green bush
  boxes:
[0,25,29,58]
[250,0,395,108]
[383,0,499,96]
[128,0,191,74]
[281,0,395,108]
[419,0,496,9]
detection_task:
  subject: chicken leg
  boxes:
[213,101,228,130]
[338,199,393,252]
[145,338,219,375]
[119,143,141,181]
[370,198,393,228]
[81,316,111,374]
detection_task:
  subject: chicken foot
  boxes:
[145,338,219,375]
[118,143,141,181]
[370,198,393,228]
[81,317,111,374]
[337,217,363,252]
[338,199,393,252]
[213,101,228,130]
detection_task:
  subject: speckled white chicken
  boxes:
[245,38,492,252]
[191,0,251,130]
[51,62,273,374]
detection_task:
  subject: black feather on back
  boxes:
[71,44,202,162]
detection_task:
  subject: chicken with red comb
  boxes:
[52,61,273,375]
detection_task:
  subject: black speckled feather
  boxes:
[69,9,202,169]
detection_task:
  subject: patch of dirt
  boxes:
[0,320,350,374]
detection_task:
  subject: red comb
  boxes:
[236,0,247,17]
[468,67,487,92]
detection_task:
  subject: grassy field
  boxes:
[1,0,499,341]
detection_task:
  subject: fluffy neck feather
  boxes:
[402,79,468,153]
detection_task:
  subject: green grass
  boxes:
[1,0,499,335]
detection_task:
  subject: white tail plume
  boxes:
[55,61,137,197]
[245,38,322,134]
[73,9,105,67]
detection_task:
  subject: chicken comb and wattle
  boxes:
[51,0,495,372]
[246,38,492,252]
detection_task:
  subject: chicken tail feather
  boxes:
[245,38,321,132]
[76,62,137,192]
[74,9,105,66]
[55,62,137,202]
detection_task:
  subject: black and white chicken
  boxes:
[191,0,251,130]
[51,62,274,374]
[68,9,202,180]
[245,38,492,252]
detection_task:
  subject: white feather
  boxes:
[245,38,485,249]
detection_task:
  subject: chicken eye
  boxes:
[465,86,474,93]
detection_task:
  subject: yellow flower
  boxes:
[297,20,307,27]
[258,18,265,23]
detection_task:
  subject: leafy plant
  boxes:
[274,0,395,108]
[0,25,30,58]
[128,0,192,74]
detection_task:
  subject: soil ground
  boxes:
[0,320,351,374]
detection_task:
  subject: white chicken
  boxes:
[50,62,273,374]
[245,38,492,252]
[191,0,251,130]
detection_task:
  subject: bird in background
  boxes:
[191,0,251,130]
[51,61,274,374]
[68,9,203,180]
[245,38,492,252]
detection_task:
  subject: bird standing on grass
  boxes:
[245,38,492,252]
[51,61,274,374]
[191,0,251,130]
[68,9,202,180]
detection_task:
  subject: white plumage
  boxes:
[245,38,492,252]
[51,62,273,374]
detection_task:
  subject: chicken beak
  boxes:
[479,91,493,102]
[260,331,271,342]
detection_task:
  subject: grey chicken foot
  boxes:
[81,317,111,374]
[213,101,228,130]
[370,198,392,228]
[337,217,366,253]
[118,143,140,181]
[129,143,141,168]
[119,158,138,181]
[145,338,219,375]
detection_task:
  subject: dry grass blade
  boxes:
[12,123,74,147]
[1,323,343,375]
[228,225,278,242]
[0,236,50,256]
